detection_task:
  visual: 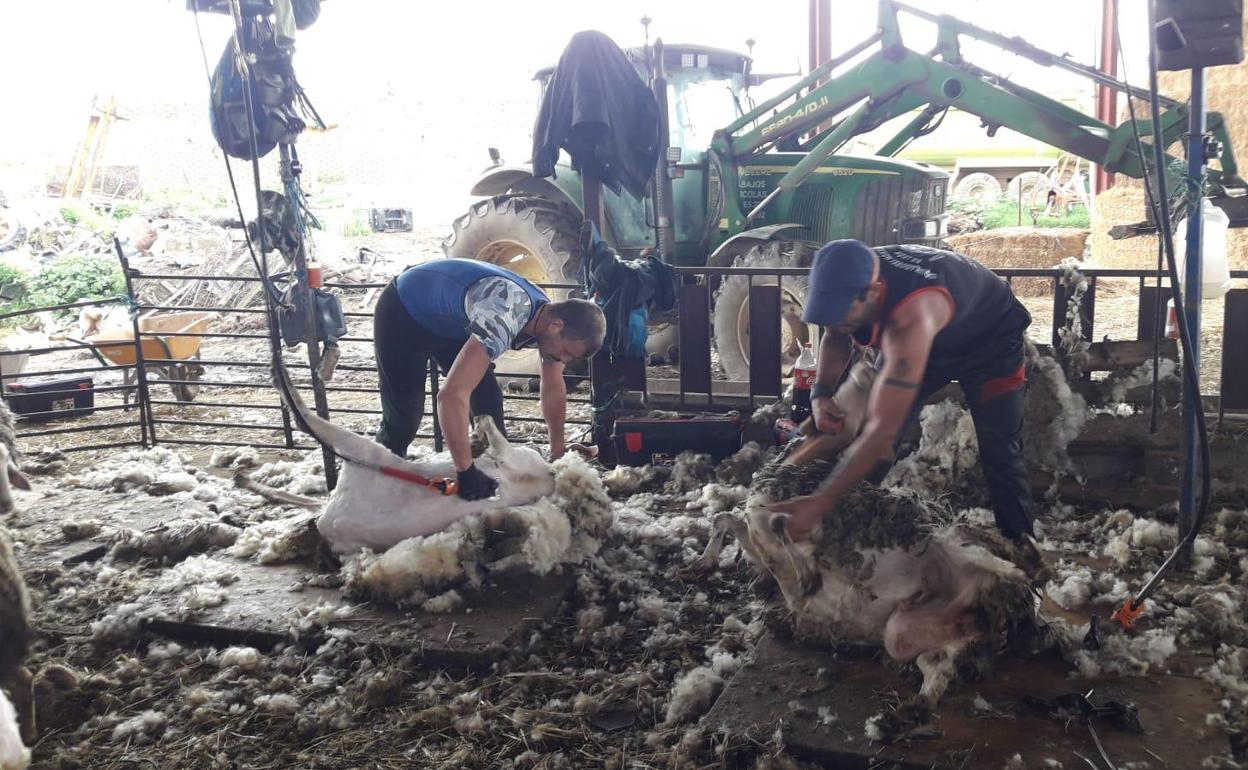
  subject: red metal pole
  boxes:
[1095,0,1118,193]
[809,0,832,80]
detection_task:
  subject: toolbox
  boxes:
[611,413,743,466]
[5,375,96,421]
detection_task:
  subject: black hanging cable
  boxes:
[1115,2,1214,622]
[1112,2,1166,433]
[191,8,288,308]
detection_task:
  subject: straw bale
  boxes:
[944,227,1088,295]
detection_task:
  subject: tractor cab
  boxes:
[535,43,753,166]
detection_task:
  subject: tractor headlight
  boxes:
[925,219,940,238]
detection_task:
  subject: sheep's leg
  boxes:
[4,666,34,745]
[682,514,749,576]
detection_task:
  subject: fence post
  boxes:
[279,146,338,490]
[114,239,155,447]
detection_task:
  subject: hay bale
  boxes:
[943,227,1088,296]
[1093,27,1248,271]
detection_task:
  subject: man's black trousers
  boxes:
[373,280,505,457]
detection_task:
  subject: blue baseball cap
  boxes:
[802,240,876,327]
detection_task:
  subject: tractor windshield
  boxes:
[669,78,742,155]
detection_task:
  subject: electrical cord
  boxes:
[191,8,289,309]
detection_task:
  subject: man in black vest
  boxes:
[769,239,1036,546]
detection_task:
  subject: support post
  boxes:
[1095,0,1118,194]
[1178,67,1206,558]
[280,144,339,490]
[115,240,155,447]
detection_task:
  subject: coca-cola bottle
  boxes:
[791,343,817,424]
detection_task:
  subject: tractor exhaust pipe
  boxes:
[652,38,676,259]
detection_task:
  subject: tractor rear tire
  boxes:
[952,172,1003,205]
[1006,171,1048,207]
[712,241,818,383]
[443,196,583,384]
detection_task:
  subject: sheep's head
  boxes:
[471,417,556,503]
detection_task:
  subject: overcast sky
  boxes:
[0,0,1151,186]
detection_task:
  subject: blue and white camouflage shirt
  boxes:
[464,277,539,360]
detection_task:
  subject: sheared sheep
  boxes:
[690,358,1041,739]
[0,400,32,517]
[0,525,32,770]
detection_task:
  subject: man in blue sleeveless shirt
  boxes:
[374,258,606,500]
[769,239,1037,548]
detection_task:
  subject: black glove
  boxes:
[456,463,498,501]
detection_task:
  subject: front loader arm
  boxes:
[710,0,1244,226]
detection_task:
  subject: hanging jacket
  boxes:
[580,234,677,358]
[532,30,660,200]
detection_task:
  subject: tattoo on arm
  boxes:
[883,377,920,390]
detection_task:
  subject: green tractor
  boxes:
[443,40,948,381]
[444,0,1243,381]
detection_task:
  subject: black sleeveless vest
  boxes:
[851,245,1030,368]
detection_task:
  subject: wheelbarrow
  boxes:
[77,312,213,404]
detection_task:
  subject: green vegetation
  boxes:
[949,196,1090,231]
[26,254,125,315]
[0,263,31,324]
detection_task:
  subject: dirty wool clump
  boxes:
[15,438,790,770]
[344,455,612,607]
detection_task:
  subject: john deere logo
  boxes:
[761,97,830,138]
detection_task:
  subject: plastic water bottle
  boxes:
[791,343,817,424]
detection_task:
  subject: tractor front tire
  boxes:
[443,195,583,384]
[712,241,818,383]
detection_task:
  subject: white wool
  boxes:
[0,689,29,770]
[1104,517,1177,566]
[572,692,598,716]
[228,520,308,564]
[1025,352,1089,471]
[710,652,740,677]
[110,710,165,744]
[863,714,886,742]
[146,642,185,662]
[421,589,463,614]
[882,400,979,496]
[664,666,724,725]
[192,485,220,502]
[817,706,837,727]
[1071,628,1178,677]
[209,447,260,469]
[603,465,646,496]
[636,595,678,624]
[91,602,159,641]
[722,616,747,634]
[254,694,299,715]
[154,471,197,493]
[1047,567,1094,610]
[576,607,605,631]
[215,646,262,672]
[61,518,102,540]
[1108,358,1178,403]
[689,484,749,514]
[359,528,467,601]
[454,713,487,734]
[156,554,234,593]
[1003,754,1026,770]
[181,585,229,611]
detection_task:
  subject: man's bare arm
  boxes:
[815,328,853,389]
[539,359,567,459]
[807,294,951,504]
[438,337,493,472]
